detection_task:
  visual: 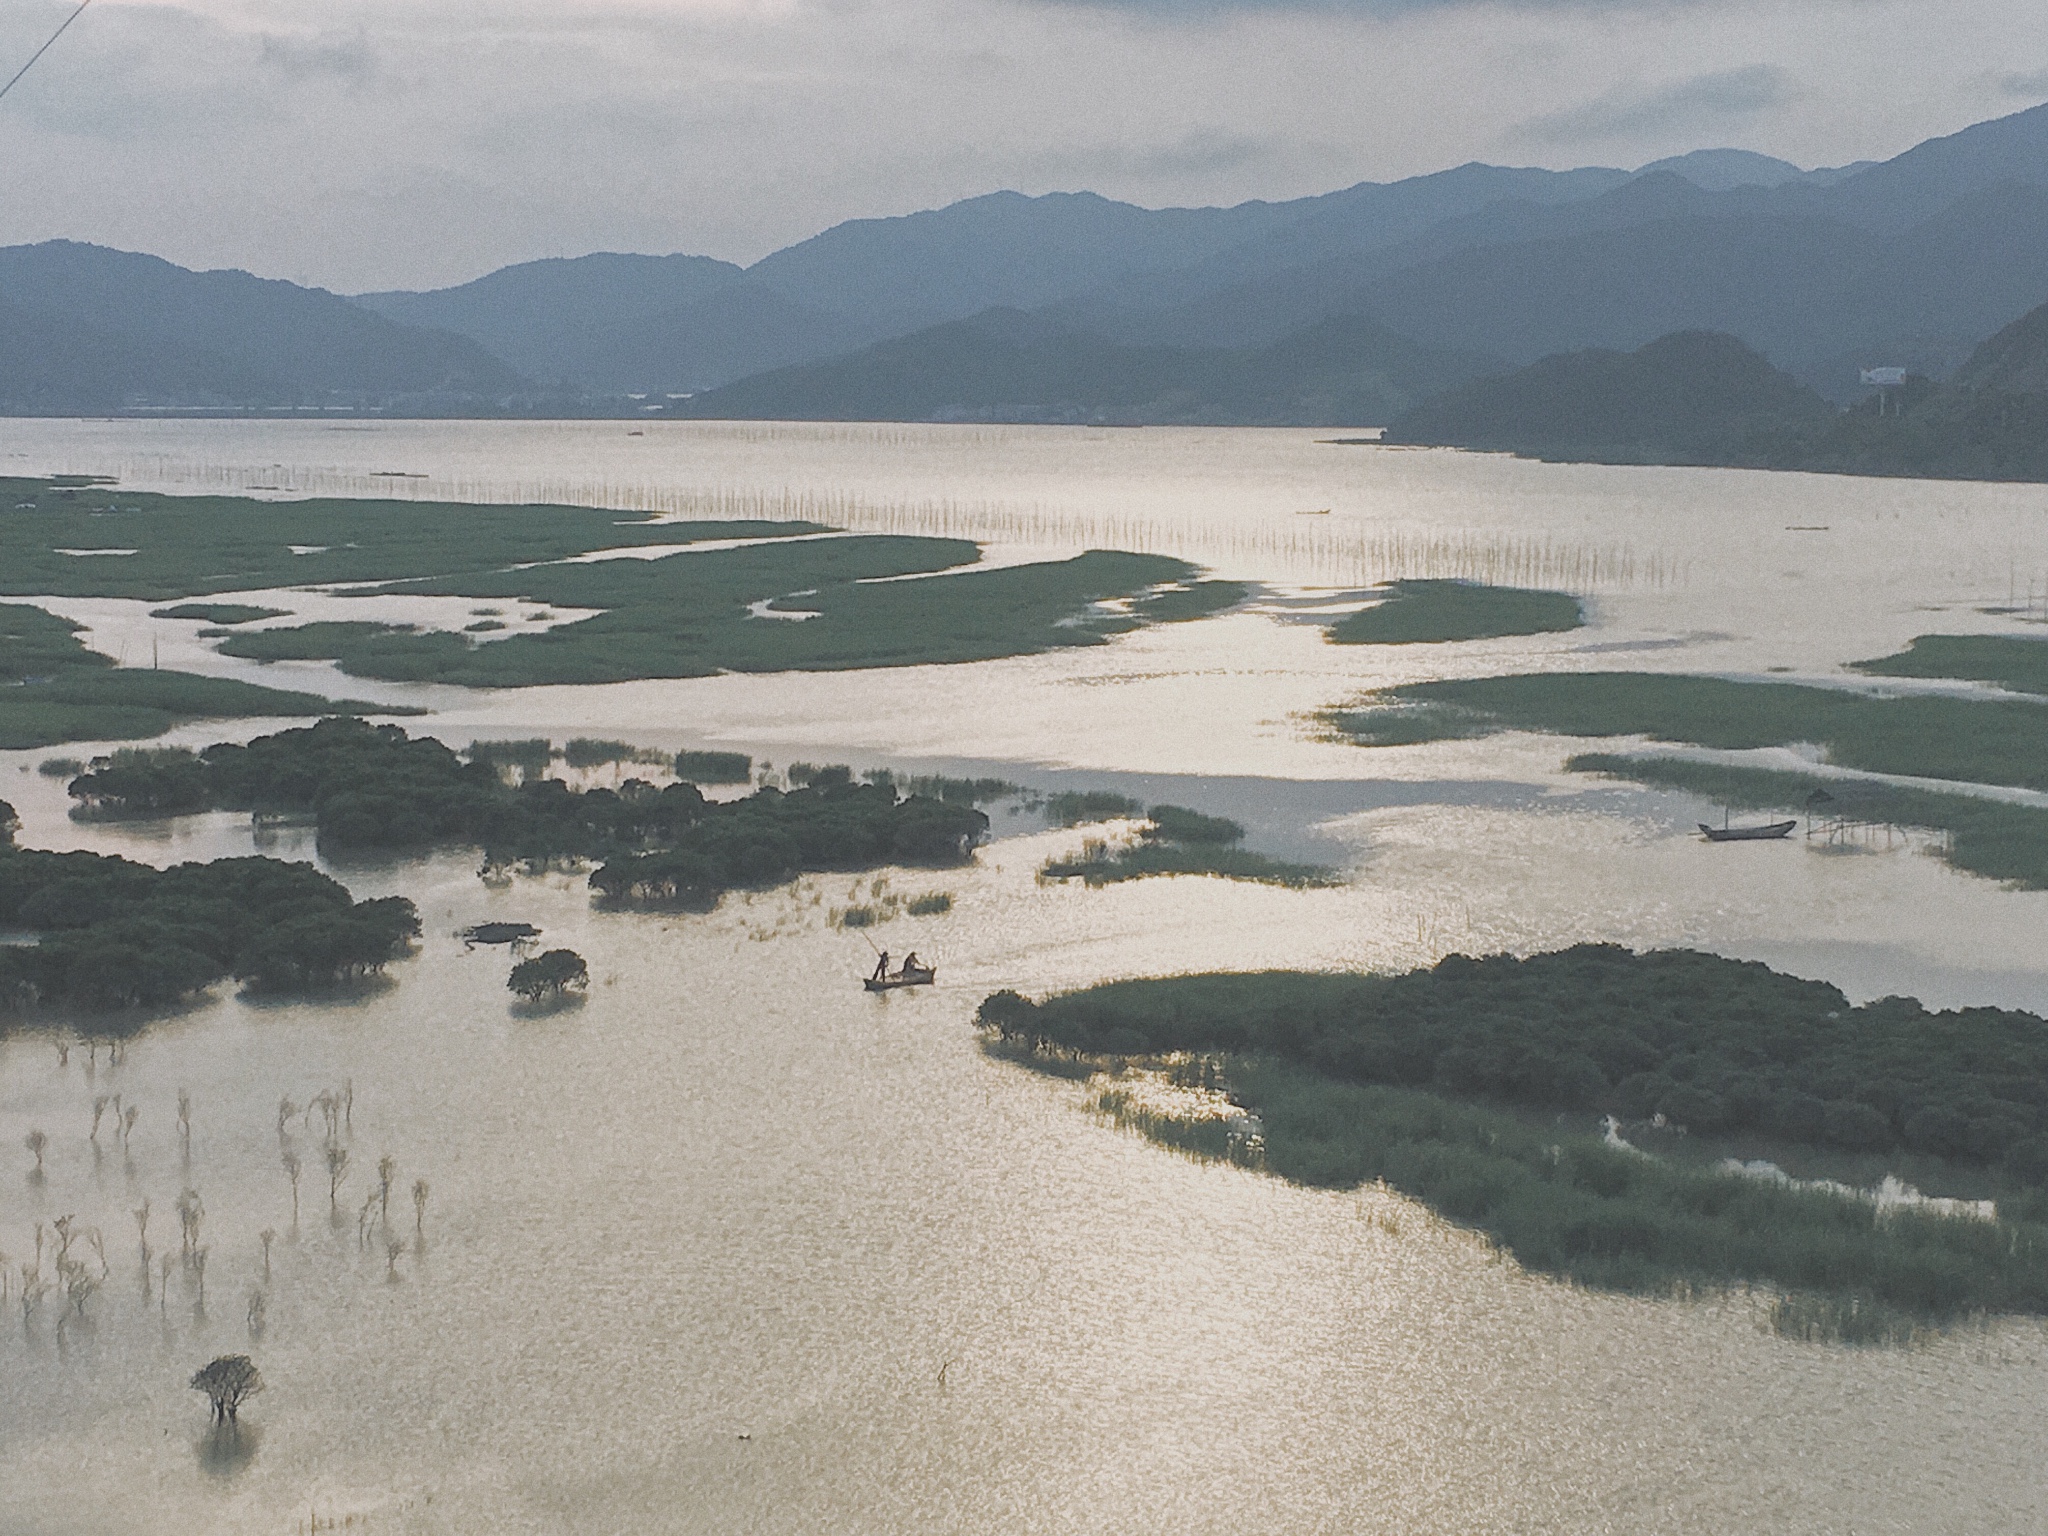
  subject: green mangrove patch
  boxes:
[149,603,289,625]
[674,750,753,784]
[1566,754,2048,889]
[1327,579,1584,645]
[1041,803,1339,888]
[0,601,406,750]
[1129,580,1250,623]
[3,477,1235,683]
[0,476,821,600]
[1854,633,2048,695]
[1097,1057,2039,1342]
[0,801,419,1014]
[978,945,2048,1333]
[66,718,989,907]
[252,543,1218,685]
[1331,671,2048,794]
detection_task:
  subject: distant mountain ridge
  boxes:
[348,102,2048,408]
[9,101,2048,426]
[1384,299,2048,483]
[0,240,522,413]
[356,253,744,387]
[676,309,1499,425]
[1384,331,1833,459]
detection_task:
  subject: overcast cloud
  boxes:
[0,0,2040,291]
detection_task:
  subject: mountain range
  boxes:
[4,101,2048,424]
[1385,297,2048,483]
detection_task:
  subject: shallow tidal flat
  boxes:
[9,422,2048,1530]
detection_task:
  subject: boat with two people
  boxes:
[863,948,937,992]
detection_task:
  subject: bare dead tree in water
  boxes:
[191,1247,208,1314]
[412,1178,430,1238]
[120,1105,139,1147]
[282,1149,302,1230]
[66,1270,98,1319]
[246,1289,266,1339]
[175,1189,204,1258]
[377,1155,396,1227]
[384,1235,403,1280]
[89,1096,108,1142]
[177,1090,192,1157]
[312,1090,339,1145]
[23,1128,46,1176]
[158,1253,172,1316]
[259,1229,275,1281]
[325,1146,349,1212]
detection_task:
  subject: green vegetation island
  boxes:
[0,600,406,750]
[1382,307,2048,484]
[0,797,418,1014]
[67,718,991,908]
[980,946,2048,1339]
[1327,579,1584,646]
[2,475,1244,696]
[1331,668,2048,887]
[1042,803,1338,888]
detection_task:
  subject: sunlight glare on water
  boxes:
[4,421,2048,1532]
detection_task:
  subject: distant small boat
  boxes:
[863,964,936,992]
[1699,820,1796,842]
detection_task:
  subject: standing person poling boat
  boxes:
[863,953,937,991]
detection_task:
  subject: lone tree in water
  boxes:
[190,1355,263,1423]
[508,948,588,1003]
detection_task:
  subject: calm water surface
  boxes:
[4,421,2048,1533]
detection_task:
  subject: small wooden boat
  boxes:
[1699,820,1796,842]
[863,965,936,992]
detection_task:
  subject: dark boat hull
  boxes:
[864,968,936,991]
[1699,821,1796,842]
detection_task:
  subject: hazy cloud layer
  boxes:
[0,0,2039,290]
[1519,64,1793,144]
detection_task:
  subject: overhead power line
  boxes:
[0,0,95,108]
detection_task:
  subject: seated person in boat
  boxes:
[900,952,922,975]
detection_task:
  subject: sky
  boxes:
[0,0,2043,292]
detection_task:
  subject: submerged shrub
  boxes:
[674,750,751,784]
[508,949,588,1002]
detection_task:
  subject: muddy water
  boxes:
[2,421,2048,1532]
